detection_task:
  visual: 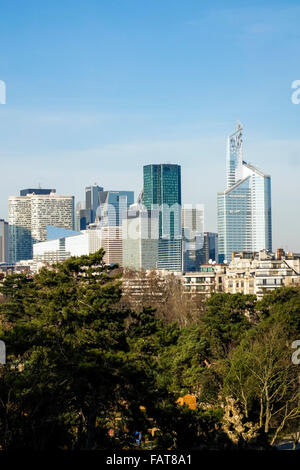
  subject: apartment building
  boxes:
[182,249,300,300]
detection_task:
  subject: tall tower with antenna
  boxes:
[218,122,272,263]
[226,121,243,189]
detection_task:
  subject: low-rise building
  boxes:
[181,250,300,299]
[182,264,226,298]
[227,250,300,299]
[33,225,123,268]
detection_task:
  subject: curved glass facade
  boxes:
[218,124,272,263]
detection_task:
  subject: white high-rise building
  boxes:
[8,196,32,263]
[217,123,272,263]
[9,190,74,263]
[122,203,159,270]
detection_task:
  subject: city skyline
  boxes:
[0,120,297,254]
[1,124,298,251]
[0,1,299,454]
[0,137,292,260]
[0,1,300,251]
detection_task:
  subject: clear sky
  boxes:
[0,0,300,251]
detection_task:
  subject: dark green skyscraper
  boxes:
[143,164,182,271]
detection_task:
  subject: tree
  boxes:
[221,397,265,449]
[223,322,300,445]
[256,286,300,337]
[121,268,205,327]
[2,253,297,450]
[157,325,210,397]
[0,251,221,450]
[0,250,148,449]
[153,404,230,450]
[202,293,255,358]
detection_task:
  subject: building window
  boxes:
[196,285,205,291]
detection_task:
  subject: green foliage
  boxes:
[0,250,145,449]
[223,321,300,444]
[153,405,230,450]
[202,293,255,356]
[157,326,210,395]
[0,254,298,450]
[256,286,300,337]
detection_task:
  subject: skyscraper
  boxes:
[8,196,32,263]
[122,203,159,270]
[182,207,204,236]
[86,184,103,221]
[182,206,205,272]
[9,190,74,263]
[217,123,272,263]
[143,164,182,271]
[78,184,103,230]
[204,232,218,263]
[99,191,134,227]
[226,123,244,189]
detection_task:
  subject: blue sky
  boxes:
[0,0,300,250]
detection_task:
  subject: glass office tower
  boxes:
[99,191,134,227]
[86,184,104,223]
[79,184,104,230]
[143,164,182,271]
[218,123,272,263]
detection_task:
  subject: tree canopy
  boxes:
[0,250,299,450]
